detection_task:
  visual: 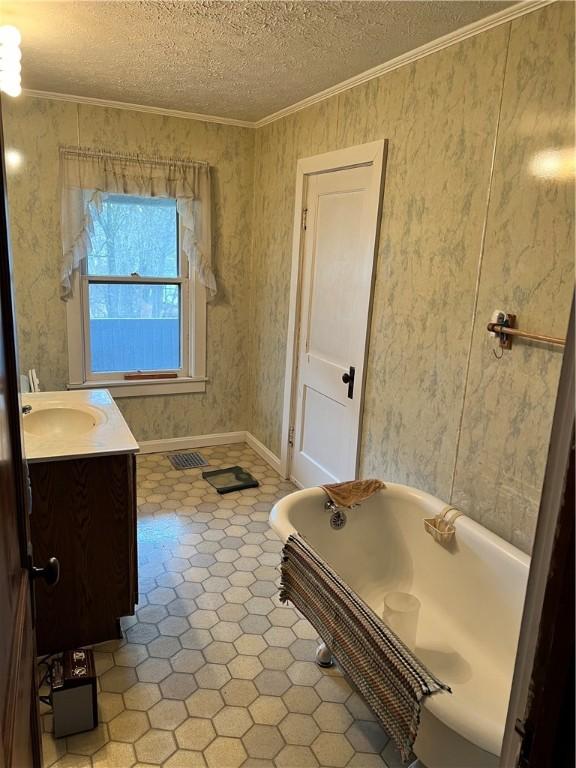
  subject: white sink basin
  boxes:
[21,390,139,463]
[23,406,104,437]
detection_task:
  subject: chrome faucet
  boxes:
[22,404,32,415]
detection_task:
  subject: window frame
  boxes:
[66,196,207,397]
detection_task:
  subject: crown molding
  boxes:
[21,0,554,131]
[253,0,555,128]
[20,89,255,129]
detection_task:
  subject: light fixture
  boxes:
[0,25,22,98]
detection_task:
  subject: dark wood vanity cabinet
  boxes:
[29,452,138,655]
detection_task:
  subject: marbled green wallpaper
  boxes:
[450,5,575,552]
[247,2,574,553]
[3,97,256,441]
[2,3,573,554]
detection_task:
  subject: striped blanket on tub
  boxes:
[279,533,450,762]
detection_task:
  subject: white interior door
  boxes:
[289,156,383,488]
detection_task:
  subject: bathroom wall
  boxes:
[3,97,255,441]
[248,1,574,553]
[2,2,573,553]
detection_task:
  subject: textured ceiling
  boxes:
[2,1,517,122]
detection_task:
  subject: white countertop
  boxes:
[21,389,139,463]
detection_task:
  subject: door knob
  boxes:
[31,556,60,586]
[341,366,355,399]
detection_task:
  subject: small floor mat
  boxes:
[168,452,209,470]
[202,466,259,494]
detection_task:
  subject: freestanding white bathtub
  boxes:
[270,484,530,768]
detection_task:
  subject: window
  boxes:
[67,194,206,396]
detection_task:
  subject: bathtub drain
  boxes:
[330,509,347,529]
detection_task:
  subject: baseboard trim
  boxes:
[245,432,282,474]
[138,430,282,475]
[138,431,246,455]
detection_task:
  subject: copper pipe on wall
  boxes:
[487,322,566,348]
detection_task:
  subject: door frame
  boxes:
[280,140,387,480]
[0,98,43,767]
[500,297,574,767]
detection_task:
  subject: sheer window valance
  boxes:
[59,146,216,300]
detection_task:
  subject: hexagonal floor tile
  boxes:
[147,636,183,659]
[160,672,198,700]
[164,749,207,768]
[283,686,322,715]
[248,695,288,726]
[313,701,354,733]
[279,713,320,746]
[98,692,125,723]
[315,674,352,703]
[347,752,389,768]
[148,587,177,606]
[195,663,231,690]
[100,666,138,693]
[221,679,259,707]
[93,651,115,677]
[269,606,298,626]
[260,646,293,671]
[217,603,248,622]
[114,644,149,668]
[134,729,177,764]
[227,654,263,680]
[243,615,273,636]
[186,689,225,719]
[242,724,284,759]
[171,649,205,674]
[255,670,291,696]
[276,745,319,768]
[263,627,296,648]
[345,720,389,753]
[311,733,354,767]
[290,639,319,662]
[234,634,267,656]
[211,621,243,643]
[123,682,161,711]
[196,592,225,610]
[213,706,253,737]
[223,586,251,604]
[44,447,404,768]
[346,692,378,722]
[136,657,172,683]
[91,741,136,767]
[287,661,323,687]
[148,699,188,730]
[158,616,190,637]
[245,596,274,615]
[175,717,216,751]
[203,641,237,665]
[108,710,149,742]
[204,737,247,768]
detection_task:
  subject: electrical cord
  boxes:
[37,653,61,710]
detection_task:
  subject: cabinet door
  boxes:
[30,453,138,654]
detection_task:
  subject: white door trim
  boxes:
[280,140,386,479]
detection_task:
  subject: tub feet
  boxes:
[315,642,334,668]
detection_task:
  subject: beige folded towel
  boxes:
[321,479,386,508]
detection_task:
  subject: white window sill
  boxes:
[67,378,207,398]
